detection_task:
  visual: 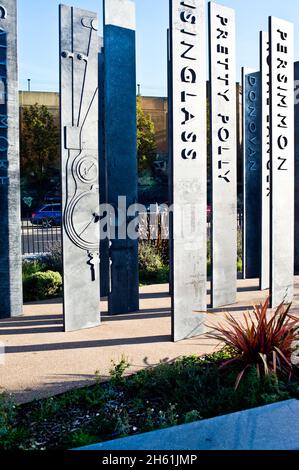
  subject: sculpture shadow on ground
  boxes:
[2,335,173,355]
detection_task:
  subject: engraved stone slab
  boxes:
[269,17,294,307]
[209,2,237,307]
[0,0,22,318]
[169,0,207,341]
[242,68,261,279]
[104,0,139,315]
[260,31,271,290]
[59,5,101,331]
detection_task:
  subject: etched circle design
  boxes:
[76,156,98,184]
[64,191,100,251]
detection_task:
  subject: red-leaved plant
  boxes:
[207,297,299,389]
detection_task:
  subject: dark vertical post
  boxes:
[242,68,262,279]
[103,0,139,315]
[294,62,299,275]
[98,38,109,298]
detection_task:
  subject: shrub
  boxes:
[23,271,62,302]
[184,410,202,424]
[207,297,299,388]
[139,243,163,272]
[22,259,45,278]
[109,356,131,385]
[139,243,169,285]
[0,393,26,450]
[43,241,63,274]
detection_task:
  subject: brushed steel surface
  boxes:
[269,17,294,307]
[209,2,237,308]
[60,5,101,331]
[170,0,207,341]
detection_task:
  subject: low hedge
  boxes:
[23,271,62,302]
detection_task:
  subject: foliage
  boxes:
[207,298,299,389]
[139,243,163,272]
[0,394,27,450]
[42,242,63,274]
[139,243,169,285]
[67,431,99,449]
[184,410,202,424]
[2,349,299,450]
[109,356,131,385]
[23,270,62,302]
[137,97,157,173]
[20,103,60,196]
[22,259,46,278]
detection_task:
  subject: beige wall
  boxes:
[18,89,243,162]
[19,91,169,155]
[19,91,59,110]
[139,96,168,155]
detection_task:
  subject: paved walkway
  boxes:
[0,278,299,403]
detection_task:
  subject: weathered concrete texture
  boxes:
[169,0,207,341]
[269,17,294,307]
[1,278,299,404]
[242,69,261,280]
[0,0,23,319]
[209,3,237,308]
[260,31,270,290]
[104,0,139,315]
[59,5,101,331]
[78,400,299,450]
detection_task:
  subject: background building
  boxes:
[19,88,242,211]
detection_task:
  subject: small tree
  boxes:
[20,104,60,197]
[137,97,157,174]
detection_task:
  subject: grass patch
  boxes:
[1,349,299,450]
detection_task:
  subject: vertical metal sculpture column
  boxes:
[242,68,261,279]
[295,62,299,275]
[209,2,237,307]
[260,31,271,290]
[269,17,294,307]
[59,5,101,331]
[170,0,207,341]
[98,39,109,299]
[104,0,139,315]
[0,0,22,319]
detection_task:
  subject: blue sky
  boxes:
[18,0,299,96]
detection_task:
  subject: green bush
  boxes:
[139,243,163,272]
[139,243,169,285]
[22,259,45,278]
[23,270,62,302]
[42,242,63,274]
[0,393,27,450]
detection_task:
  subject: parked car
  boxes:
[31,204,62,228]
